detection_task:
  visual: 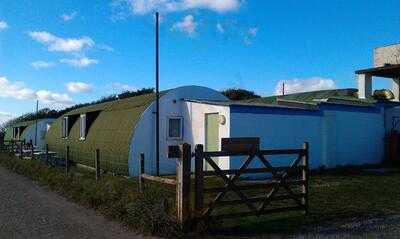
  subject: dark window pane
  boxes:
[169,118,181,138]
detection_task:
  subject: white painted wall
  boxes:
[230,104,387,171]
[22,118,55,150]
[230,109,322,171]
[321,106,385,167]
[129,86,228,176]
[183,101,230,171]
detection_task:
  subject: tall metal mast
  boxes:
[155,12,160,176]
[34,100,38,147]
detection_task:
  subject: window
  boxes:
[13,127,19,140]
[168,117,183,139]
[80,114,86,140]
[62,117,68,138]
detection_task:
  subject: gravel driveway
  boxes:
[0,166,148,239]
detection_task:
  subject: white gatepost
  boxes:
[358,73,372,99]
[393,78,400,101]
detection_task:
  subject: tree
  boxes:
[221,88,261,101]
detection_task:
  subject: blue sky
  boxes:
[0,0,399,123]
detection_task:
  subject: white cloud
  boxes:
[111,82,137,92]
[216,22,224,33]
[29,31,95,53]
[0,76,73,106]
[0,20,8,31]
[61,11,78,22]
[182,0,240,12]
[248,27,258,37]
[114,0,241,15]
[275,77,337,95]
[244,27,258,45]
[97,44,114,51]
[60,57,99,68]
[171,15,196,36]
[36,90,74,105]
[30,61,55,69]
[66,82,93,93]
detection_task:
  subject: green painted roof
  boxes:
[242,88,377,107]
[45,92,157,175]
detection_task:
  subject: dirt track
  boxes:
[0,166,147,239]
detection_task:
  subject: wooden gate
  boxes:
[193,142,309,223]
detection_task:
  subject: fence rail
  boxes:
[138,141,310,231]
[194,142,309,228]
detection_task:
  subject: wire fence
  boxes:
[49,145,129,176]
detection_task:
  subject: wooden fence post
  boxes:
[138,153,145,193]
[9,140,13,156]
[0,135,3,151]
[95,149,100,181]
[177,143,191,231]
[194,144,204,227]
[45,144,49,164]
[19,141,23,160]
[65,146,69,175]
[31,144,34,160]
[302,142,309,214]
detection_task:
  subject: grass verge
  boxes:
[208,165,400,237]
[2,151,400,238]
[0,152,180,238]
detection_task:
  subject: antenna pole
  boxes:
[155,12,160,176]
[34,100,38,147]
[282,82,285,95]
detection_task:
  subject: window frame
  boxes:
[79,114,87,140]
[13,127,19,140]
[167,116,183,140]
[62,116,69,139]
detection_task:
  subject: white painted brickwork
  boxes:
[374,44,400,67]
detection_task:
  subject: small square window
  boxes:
[168,117,183,139]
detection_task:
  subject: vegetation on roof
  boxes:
[221,88,261,101]
[0,109,55,133]
[1,88,155,130]
[241,88,379,107]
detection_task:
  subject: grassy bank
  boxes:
[1,152,400,238]
[0,152,179,237]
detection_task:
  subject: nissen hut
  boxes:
[45,86,228,175]
[5,118,55,150]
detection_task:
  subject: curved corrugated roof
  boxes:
[4,120,35,141]
[45,93,157,175]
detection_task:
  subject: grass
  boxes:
[1,151,400,238]
[0,152,180,238]
[207,166,400,237]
